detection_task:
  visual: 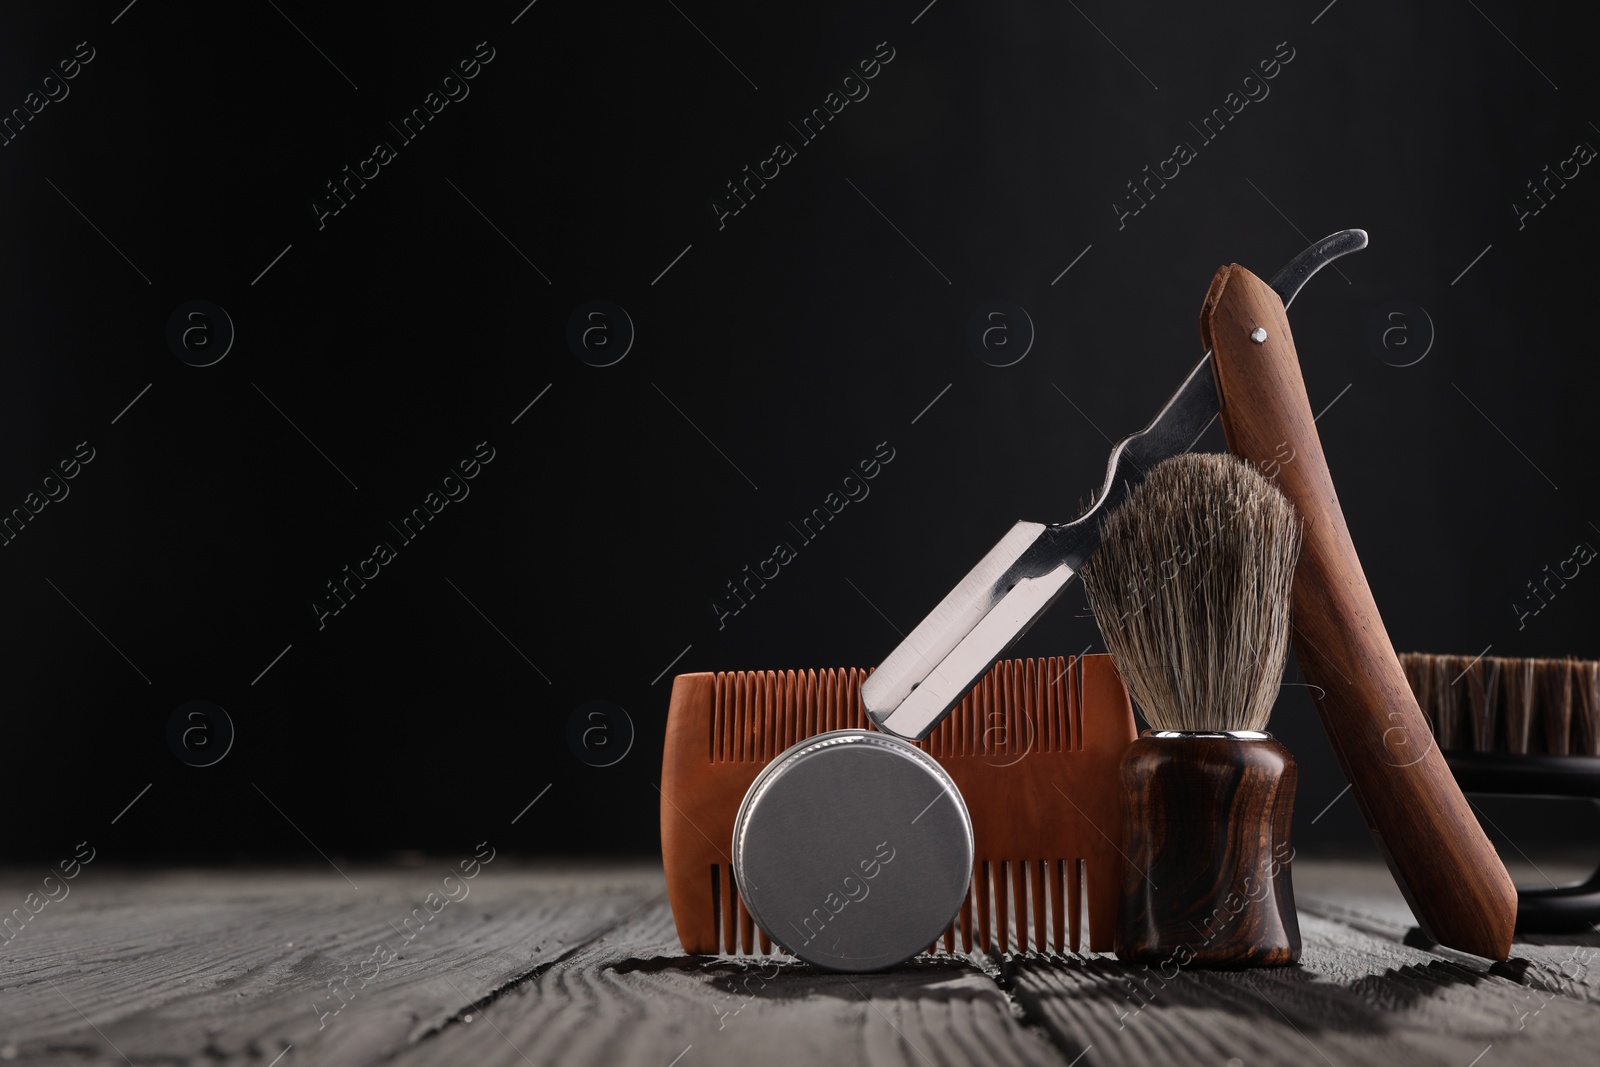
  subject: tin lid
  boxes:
[732,729,974,972]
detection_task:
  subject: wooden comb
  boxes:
[660,654,1135,957]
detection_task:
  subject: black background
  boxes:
[2,1,1596,864]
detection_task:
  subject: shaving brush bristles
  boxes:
[1081,452,1304,733]
[1104,453,1305,968]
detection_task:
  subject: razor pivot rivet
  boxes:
[1250,327,1268,344]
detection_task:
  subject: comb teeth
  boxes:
[707,658,1088,953]
[709,658,1085,763]
[708,863,771,955]
[661,655,1134,959]
[961,857,1089,955]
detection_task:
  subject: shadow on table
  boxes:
[612,952,989,1002]
[1009,953,1518,1039]
[611,947,1501,1029]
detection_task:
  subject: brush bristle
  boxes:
[1080,452,1303,733]
[1463,654,1501,752]
[1429,654,1462,750]
[1574,659,1600,756]
[1539,658,1573,755]
[1400,652,1599,755]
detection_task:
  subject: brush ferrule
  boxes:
[1149,729,1273,740]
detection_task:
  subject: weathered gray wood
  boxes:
[1010,858,1600,1067]
[1296,856,1600,1007]
[0,864,658,1066]
[1009,911,1600,1067]
[383,901,1075,1067]
[3,859,1599,1066]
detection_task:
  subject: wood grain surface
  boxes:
[1,858,1596,1066]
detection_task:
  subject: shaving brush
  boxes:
[1081,452,1304,968]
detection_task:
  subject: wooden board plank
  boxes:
[5,859,1600,1066]
[1008,911,1600,1067]
[383,901,1079,1067]
[1290,852,1600,1004]
[0,864,658,1066]
[1008,858,1600,1067]
[1297,882,1600,1006]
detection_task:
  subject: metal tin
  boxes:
[732,729,974,972]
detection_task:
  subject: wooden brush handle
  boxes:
[1118,736,1300,968]
[1199,264,1517,961]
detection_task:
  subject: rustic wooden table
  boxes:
[2,856,1596,1066]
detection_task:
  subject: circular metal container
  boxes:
[732,729,973,972]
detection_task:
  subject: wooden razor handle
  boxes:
[1199,264,1517,961]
